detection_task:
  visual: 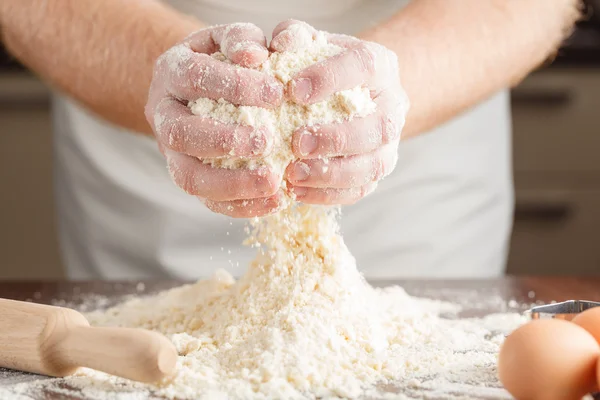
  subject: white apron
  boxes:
[52,0,513,280]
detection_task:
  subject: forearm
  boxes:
[0,0,202,134]
[361,0,581,138]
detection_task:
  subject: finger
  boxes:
[212,23,269,68]
[286,142,398,189]
[166,150,280,201]
[183,24,268,68]
[270,20,318,52]
[153,98,273,158]
[272,19,306,38]
[289,41,394,105]
[204,191,285,218]
[292,90,405,159]
[326,33,361,48]
[182,27,220,54]
[290,183,377,205]
[158,43,283,107]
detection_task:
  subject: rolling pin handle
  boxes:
[56,325,178,383]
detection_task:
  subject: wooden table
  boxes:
[0,277,599,399]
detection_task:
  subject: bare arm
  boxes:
[361,0,581,138]
[0,0,202,134]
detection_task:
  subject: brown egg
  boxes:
[598,357,600,390]
[573,307,600,344]
[498,319,599,400]
[597,356,600,389]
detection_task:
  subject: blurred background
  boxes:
[0,2,599,279]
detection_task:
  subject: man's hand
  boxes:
[272,21,408,206]
[145,23,285,218]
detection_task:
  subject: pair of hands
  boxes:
[145,20,406,218]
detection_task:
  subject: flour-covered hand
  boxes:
[274,20,408,205]
[145,23,284,217]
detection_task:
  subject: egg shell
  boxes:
[598,357,600,390]
[498,319,600,400]
[573,307,600,344]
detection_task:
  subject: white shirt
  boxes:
[52,0,513,280]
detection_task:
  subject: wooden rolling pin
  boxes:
[0,298,177,383]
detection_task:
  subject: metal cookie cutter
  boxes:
[527,300,600,321]
[527,300,600,400]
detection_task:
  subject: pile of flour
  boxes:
[81,206,466,399]
[0,26,527,400]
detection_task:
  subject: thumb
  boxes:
[270,20,318,53]
[212,23,269,68]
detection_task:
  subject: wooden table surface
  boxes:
[0,277,599,399]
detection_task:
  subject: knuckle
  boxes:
[159,118,185,152]
[171,163,198,195]
[351,184,371,203]
[317,64,337,94]
[380,112,399,144]
[179,174,197,195]
[155,52,169,71]
[160,44,193,77]
[266,174,281,195]
[354,43,377,74]
[360,183,376,200]
[331,129,347,154]
[221,25,245,54]
[192,62,212,93]
[183,27,212,44]
[230,69,243,102]
[358,186,368,201]
[372,154,386,181]
[323,160,335,184]
[252,168,280,196]
[315,160,333,185]
[273,20,296,38]
[220,125,241,156]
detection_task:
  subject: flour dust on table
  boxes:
[0,25,526,400]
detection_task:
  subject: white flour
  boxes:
[0,206,528,400]
[0,25,527,400]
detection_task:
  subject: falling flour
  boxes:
[0,25,528,400]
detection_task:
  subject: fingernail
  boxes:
[293,162,310,182]
[293,78,313,102]
[261,81,283,106]
[255,167,278,196]
[292,186,307,198]
[299,131,318,156]
[235,44,268,68]
[264,194,281,211]
[251,127,273,156]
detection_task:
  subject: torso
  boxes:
[52,0,513,280]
